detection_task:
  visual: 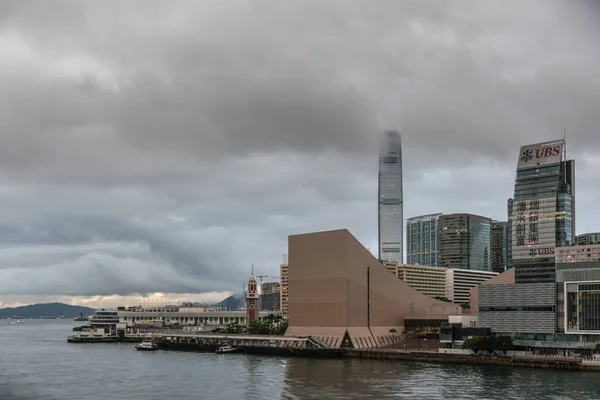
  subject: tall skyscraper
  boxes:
[378,131,403,263]
[490,221,509,273]
[407,213,442,266]
[509,139,575,283]
[437,213,492,271]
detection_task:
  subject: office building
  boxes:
[447,268,498,304]
[577,233,600,245]
[556,244,600,334]
[507,199,514,270]
[280,263,289,320]
[478,282,557,336]
[392,264,448,299]
[407,213,442,266]
[384,262,498,304]
[491,221,509,273]
[378,131,403,263]
[508,139,575,283]
[261,282,280,295]
[438,213,492,271]
[260,282,281,311]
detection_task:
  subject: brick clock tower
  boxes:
[246,275,259,327]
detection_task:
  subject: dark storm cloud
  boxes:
[0,0,599,301]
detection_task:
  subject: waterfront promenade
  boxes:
[119,329,600,371]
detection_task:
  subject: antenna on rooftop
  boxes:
[564,127,567,160]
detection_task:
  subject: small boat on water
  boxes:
[7,319,25,325]
[135,340,159,351]
[215,344,238,354]
[74,312,89,322]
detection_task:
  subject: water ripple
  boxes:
[1,321,600,399]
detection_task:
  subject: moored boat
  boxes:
[215,344,239,354]
[67,329,120,343]
[135,340,159,351]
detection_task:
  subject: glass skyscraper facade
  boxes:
[577,233,600,245]
[491,220,509,273]
[508,139,575,283]
[406,213,441,266]
[437,213,492,271]
[378,131,403,263]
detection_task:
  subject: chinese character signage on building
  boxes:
[517,140,564,171]
[511,196,557,260]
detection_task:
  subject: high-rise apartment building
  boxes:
[508,139,575,283]
[394,263,448,299]
[438,213,492,271]
[491,221,509,273]
[378,131,403,263]
[280,263,289,320]
[407,213,442,266]
[383,261,497,304]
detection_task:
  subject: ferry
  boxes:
[135,340,159,351]
[67,329,119,343]
[215,344,238,354]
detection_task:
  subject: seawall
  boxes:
[343,349,584,370]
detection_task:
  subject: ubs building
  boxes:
[508,139,575,283]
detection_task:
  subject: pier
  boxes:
[127,331,331,354]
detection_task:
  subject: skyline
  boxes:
[0,0,600,308]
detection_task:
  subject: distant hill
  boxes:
[217,292,245,311]
[216,292,280,312]
[0,302,96,319]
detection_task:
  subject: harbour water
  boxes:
[1,320,600,400]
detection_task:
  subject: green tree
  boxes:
[496,336,514,355]
[222,322,246,334]
[274,321,288,335]
[247,320,271,335]
[462,336,513,355]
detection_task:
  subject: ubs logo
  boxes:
[520,149,533,163]
[521,145,561,164]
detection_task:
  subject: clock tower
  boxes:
[246,275,259,327]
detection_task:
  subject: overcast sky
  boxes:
[0,0,599,308]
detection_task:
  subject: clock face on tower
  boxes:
[249,304,255,309]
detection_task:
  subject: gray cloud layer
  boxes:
[0,0,599,300]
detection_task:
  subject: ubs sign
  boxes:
[517,140,564,170]
[511,196,557,260]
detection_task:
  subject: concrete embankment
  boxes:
[154,342,585,370]
[119,333,599,371]
[343,349,584,371]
